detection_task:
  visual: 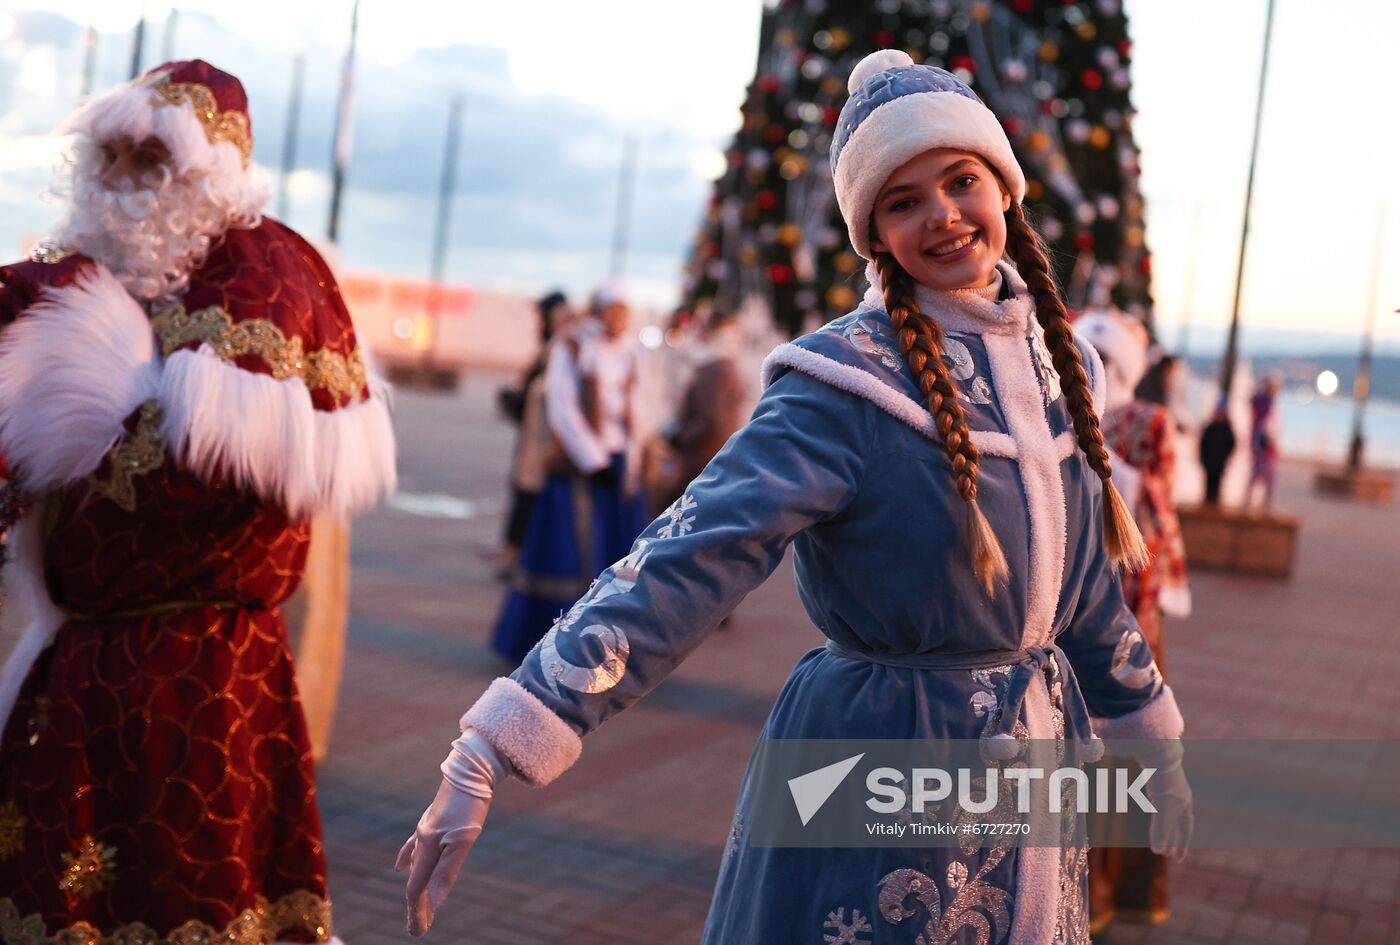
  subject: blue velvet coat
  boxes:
[465,265,1184,945]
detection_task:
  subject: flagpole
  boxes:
[161,7,178,62]
[129,1,147,79]
[424,95,464,371]
[1347,210,1386,471]
[607,132,638,279]
[277,55,306,220]
[79,23,98,99]
[326,0,360,244]
[1217,0,1277,404]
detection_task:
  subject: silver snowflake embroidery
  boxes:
[941,336,993,405]
[822,907,873,944]
[656,494,698,539]
[845,319,903,369]
[725,814,745,857]
[1030,333,1062,405]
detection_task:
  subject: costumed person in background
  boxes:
[1246,375,1282,510]
[489,281,649,663]
[1198,398,1236,506]
[665,308,748,504]
[1076,313,1191,933]
[401,51,1192,941]
[0,61,394,941]
[488,290,572,575]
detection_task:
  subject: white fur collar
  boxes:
[861,260,1033,337]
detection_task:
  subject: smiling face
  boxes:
[870,149,1011,291]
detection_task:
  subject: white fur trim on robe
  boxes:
[0,265,159,490]
[1090,683,1185,742]
[461,677,583,787]
[158,346,396,520]
[0,504,67,734]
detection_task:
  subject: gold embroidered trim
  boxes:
[147,73,253,164]
[0,889,331,945]
[27,244,74,265]
[151,303,367,402]
[58,836,117,901]
[0,801,24,860]
[87,400,167,512]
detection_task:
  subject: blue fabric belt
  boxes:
[822,639,1101,756]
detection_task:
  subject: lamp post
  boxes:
[1347,212,1386,471]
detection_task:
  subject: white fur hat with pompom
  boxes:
[829,49,1026,260]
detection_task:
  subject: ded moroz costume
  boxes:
[0,61,393,943]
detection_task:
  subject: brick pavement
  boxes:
[318,374,1400,944]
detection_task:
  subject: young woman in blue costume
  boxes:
[399,50,1193,944]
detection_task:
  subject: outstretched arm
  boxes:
[401,368,874,931]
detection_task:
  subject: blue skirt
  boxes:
[491,453,648,662]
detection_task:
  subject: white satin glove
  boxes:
[397,729,509,935]
[1138,740,1193,862]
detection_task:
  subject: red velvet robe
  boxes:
[0,219,394,942]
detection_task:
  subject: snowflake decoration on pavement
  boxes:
[822,907,873,944]
[656,494,698,540]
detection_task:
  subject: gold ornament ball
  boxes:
[1089,125,1111,149]
[971,1,992,21]
[834,251,860,274]
[779,157,808,180]
[778,224,803,247]
[826,286,857,309]
[739,245,761,265]
[1028,131,1051,152]
[1038,41,1059,62]
[1025,180,1045,202]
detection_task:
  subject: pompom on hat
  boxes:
[830,50,1026,260]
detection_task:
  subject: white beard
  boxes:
[49,141,243,303]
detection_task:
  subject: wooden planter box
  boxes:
[1313,467,1398,506]
[1177,504,1300,580]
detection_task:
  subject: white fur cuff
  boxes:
[1090,684,1184,742]
[461,677,583,787]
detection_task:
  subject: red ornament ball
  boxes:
[950,54,976,73]
[873,29,896,48]
[1074,231,1095,250]
[1012,0,1033,10]
[756,190,779,211]
[757,74,781,94]
[1081,69,1103,91]
[768,262,794,285]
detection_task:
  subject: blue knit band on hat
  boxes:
[830,66,982,176]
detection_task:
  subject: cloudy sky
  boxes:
[1,0,1397,351]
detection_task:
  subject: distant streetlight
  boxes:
[1315,370,1339,398]
[0,11,17,42]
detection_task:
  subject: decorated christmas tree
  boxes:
[683,0,1151,336]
